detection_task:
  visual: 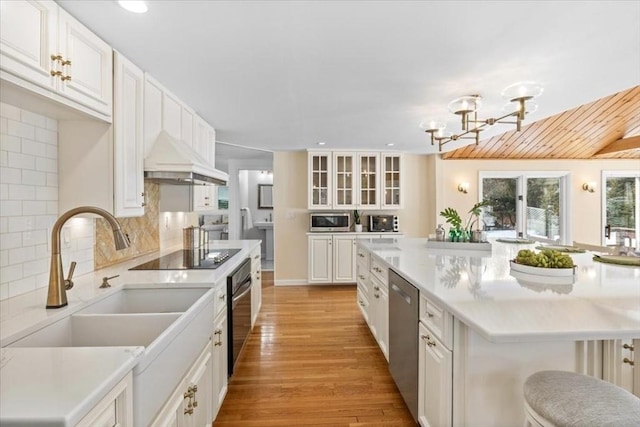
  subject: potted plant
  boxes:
[439,207,463,241]
[465,200,491,242]
[353,209,363,232]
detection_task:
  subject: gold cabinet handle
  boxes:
[61,75,71,81]
[623,357,635,366]
[61,58,71,66]
[219,293,225,300]
[623,343,635,351]
[426,312,434,318]
[421,334,436,347]
[50,70,62,77]
[358,300,365,307]
[374,293,379,299]
[214,328,223,346]
[51,54,63,62]
[373,286,380,291]
[358,253,365,258]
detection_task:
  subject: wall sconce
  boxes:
[458,182,469,194]
[582,182,596,193]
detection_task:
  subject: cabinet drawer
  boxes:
[215,284,227,317]
[356,262,369,286]
[250,247,261,272]
[419,293,453,349]
[356,287,370,324]
[370,257,388,284]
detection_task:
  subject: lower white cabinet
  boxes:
[418,322,452,427]
[308,234,356,283]
[76,372,133,427]
[212,309,228,419]
[369,274,389,360]
[250,247,262,327]
[152,341,213,427]
[603,338,640,397]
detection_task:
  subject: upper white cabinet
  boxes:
[0,0,112,121]
[113,50,144,217]
[162,89,182,140]
[308,150,403,210]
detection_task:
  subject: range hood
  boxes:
[144,131,228,185]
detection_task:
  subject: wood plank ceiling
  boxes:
[442,85,640,160]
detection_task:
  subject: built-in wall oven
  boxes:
[227,258,252,376]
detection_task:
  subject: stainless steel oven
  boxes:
[227,258,252,376]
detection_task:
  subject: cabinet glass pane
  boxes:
[320,189,327,205]
[313,156,319,170]
[320,156,327,170]
[386,156,392,170]
[337,174,344,188]
[337,156,344,171]
[321,172,327,188]
[313,191,319,205]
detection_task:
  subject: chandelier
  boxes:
[420,81,543,152]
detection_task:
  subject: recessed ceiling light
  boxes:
[118,1,148,13]
[317,142,326,146]
[386,143,395,147]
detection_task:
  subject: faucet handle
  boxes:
[65,261,77,290]
[100,274,119,289]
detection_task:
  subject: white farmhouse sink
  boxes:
[7,286,216,426]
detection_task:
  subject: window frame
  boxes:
[601,170,640,249]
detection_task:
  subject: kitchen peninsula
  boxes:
[357,238,640,426]
[0,240,261,426]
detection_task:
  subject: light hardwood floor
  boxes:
[214,273,416,426]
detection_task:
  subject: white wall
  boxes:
[0,103,93,300]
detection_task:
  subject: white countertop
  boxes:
[360,238,640,343]
[0,347,143,426]
[0,240,260,426]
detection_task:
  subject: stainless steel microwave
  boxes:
[310,212,351,232]
[369,215,399,232]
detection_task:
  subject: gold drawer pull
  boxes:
[623,343,635,351]
[50,70,62,77]
[623,357,635,366]
[61,74,72,81]
[51,54,63,62]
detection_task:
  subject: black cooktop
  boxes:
[129,248,241,270]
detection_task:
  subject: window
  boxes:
[602,171,639,250]
[479,172,570,244]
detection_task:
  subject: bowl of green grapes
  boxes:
[511,249,576,277]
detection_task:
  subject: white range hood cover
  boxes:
[144,131,228,185]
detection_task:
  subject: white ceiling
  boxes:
[58,0,640,154]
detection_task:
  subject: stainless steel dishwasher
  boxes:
[388,268,419,423]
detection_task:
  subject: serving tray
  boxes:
[426,239,492,252]
[510,260,576,277]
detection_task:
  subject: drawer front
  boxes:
[356,246,370,270]
[250,247,261,273]
[215,284,227,317]
[370,257,388,284]
[356,262,369,286]
[420,293,453,349]
[356,287,370,324]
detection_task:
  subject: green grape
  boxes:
[515,248,575,268]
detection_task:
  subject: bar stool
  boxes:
[523,370,640,427]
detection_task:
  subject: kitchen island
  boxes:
[0,240,261,427]
[357,237,640,426]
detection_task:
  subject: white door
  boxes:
[0,0,57,90]
[357,153,380,209]
[143,75,163,156]
[212,311,228,416]
[186,348,213,427]
[333,152,356,209]
[333,235,356,282]
[381,153,402,209]
[113,51,144,217]
[418,322,452,427]
[181,106,194,147]
[308,235,332,282]
[308,152,332,209]
[57,8,113,118]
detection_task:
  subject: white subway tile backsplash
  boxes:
[21,110,47,128]
[1,200,22,216]
[7,152,35,170]
[1,134,21,152]
[1,264,22,284]
[0,103,21,121]
[22,229,47,246]
[36,186,57,201]
[8,184,36,200]
[35,157,57,173]
[1,167,21,184]
[22,170,46,186]
[0,105,64,300]
[8,276,36,298]
[21,139,46,157]
[0,232,22,250]
[22,200,46,215]
[35,128,57,145]
[7,119,35,139]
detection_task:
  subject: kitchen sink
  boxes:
[7,286,216,426]
[77,287,209,314]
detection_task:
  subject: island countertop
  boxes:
[359,238,640,343]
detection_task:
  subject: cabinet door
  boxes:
[0,0,57,90]
[193,185,214,212]
[378,286,389,361]
[212,310,228,417]
[418,323,452,427]
[193,116,209,164]
[333,235,356,282]
[162,90,182,139]
[333,152,356,209]
[186,347,213,427]
[207,127,216,167]
[308,235,332,282]
[57,8,113,118]
[357,153,380,209]
[308,152,332,209]
[381,153,403,209]
[113,51,144,217]
[251,248,262,327]
[143,75,163,155]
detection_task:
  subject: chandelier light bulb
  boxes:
[420,119,445,132]
[448,95,482,115]
[501,81,544,101]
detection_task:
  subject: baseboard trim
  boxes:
[275,279,356,287]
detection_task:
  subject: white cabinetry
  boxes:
[308,234,357,283]
[250,247,262,327]
[152,342,213,427]
[58,50,143,216]
[113,50,145,217]
[212,277,228,418]
[308,151,403,210]
[368,257,389,360]
[76,372,133,427]
[603,338,640,397]
[418,322,452,427]
[0,0,112,121]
